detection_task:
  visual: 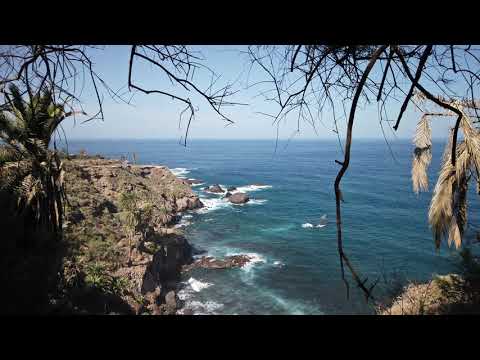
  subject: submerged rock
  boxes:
[165,290,177,310]
[227,186,237,192]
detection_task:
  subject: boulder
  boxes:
[183,255,253,271]
[165,290,177,309]
[227,186,237,192]
[141,234,193,293]
[224,192,232,198]
[144,286,162,305]
[206,184,224,193]
[175,196,203,212]
[228,192,249,204]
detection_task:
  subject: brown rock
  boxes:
[205,184,224,193]
[144,286,162,305]
[151,303,163,315]
[228,192,250,204]
[176,196,203,212]
[183,254,253,271]
[165,290,177,309]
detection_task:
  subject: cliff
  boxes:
[55,156,203,315]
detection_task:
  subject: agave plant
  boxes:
[412,98,480,249]
[0,84,84,239]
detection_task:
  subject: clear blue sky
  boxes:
[62,45,456,141]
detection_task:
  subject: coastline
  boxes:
[57,154,264,315]
[56,154,474,315]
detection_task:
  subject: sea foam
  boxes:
[170,167,190,178]
[248,199,268,205]
[302,223,326,228]
[232,184,272,193]
[196,197,231,214]
[174,220,191,228]
[181,300,224,315]
[226,252,267,272]
[187,277,213,292]
[302,223,314,228]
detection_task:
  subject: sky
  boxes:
[61,45,457,141]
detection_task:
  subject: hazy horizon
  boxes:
[62,45,457,142]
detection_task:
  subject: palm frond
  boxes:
[455,175,468,239]
[412,114,432,193]
[429,132,456,249]
[429,133,472,249]
[8,84,28,123]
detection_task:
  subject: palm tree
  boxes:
[0,84,84,240]
[411,96,480,249]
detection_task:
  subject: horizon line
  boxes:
[63,136,447,141]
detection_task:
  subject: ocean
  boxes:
[65,138,480,314]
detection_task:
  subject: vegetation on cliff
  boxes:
[0,151,204,314]
[378,248,480,315]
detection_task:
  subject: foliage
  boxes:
[84,262,130,297]
[411,100,480,249]
[119,191,156,264]
[0,84,80,238]
[435,248,480,308]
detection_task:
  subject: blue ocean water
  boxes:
[66,138,480,314]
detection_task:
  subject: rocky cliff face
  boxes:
[59,158,203,315]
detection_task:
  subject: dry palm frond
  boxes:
[459,113,480,174]
[415,99,480,250]
[412,91,428,111]
[448,215,462,249]
[454,176,468,238]
[412,114,432,193]
[429,132,456,249]
[414,114,432,149]
[429,134,472,249]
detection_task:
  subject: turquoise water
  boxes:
[66,139,480,314]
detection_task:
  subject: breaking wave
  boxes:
[170,167,190,178]
[232,184,272,193]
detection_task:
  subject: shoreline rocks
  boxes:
[204,184,224,193]
[176,196,203,212]
[182,254,254,272]
[227,192,249,204]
